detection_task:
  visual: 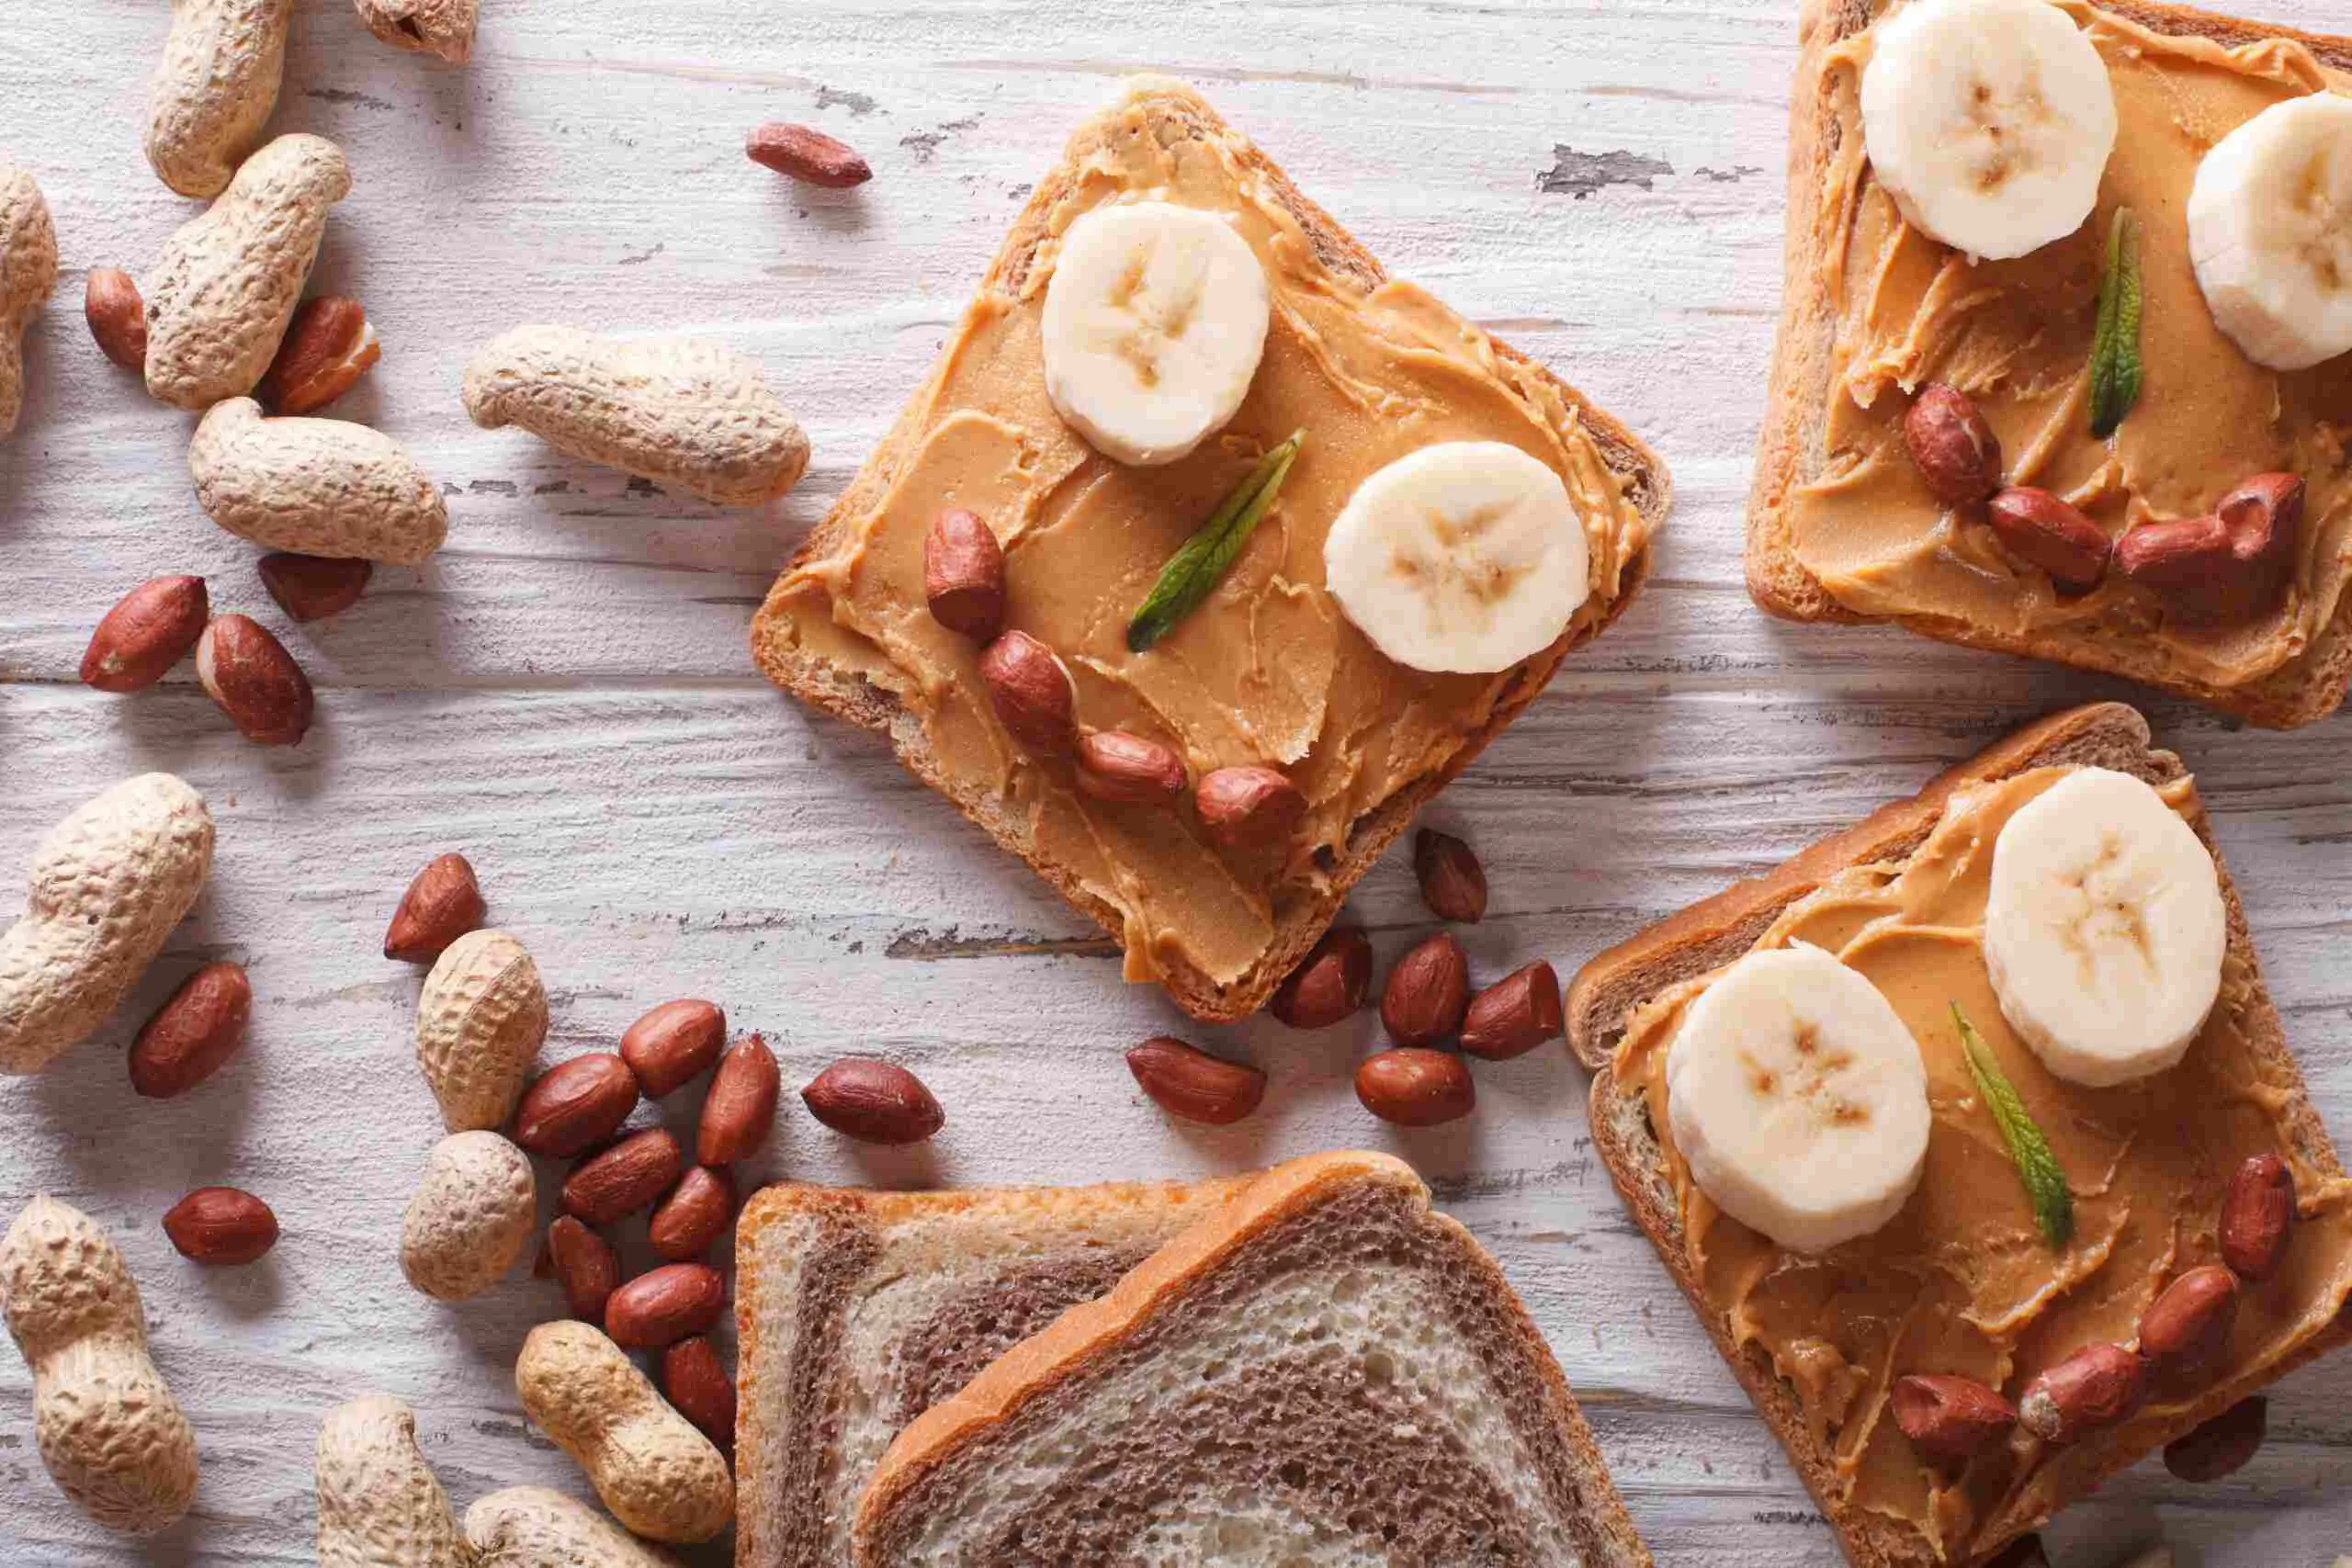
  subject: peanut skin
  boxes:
[0,774,214,1075]
[0,161,58,439]
[145,133,350,410]
[314,1395,473,1567]
[354,0,478,63]
[462,325,810,505]
[1,1197,199,1534]
[190,398,449,563]
[144,0,295,197]
[514,1321,734,1544]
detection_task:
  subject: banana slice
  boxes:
[1859,0,2118,262]
[1664,944,1932,1255]
[2188,93,2352,371]
[1984,768,2226,1088]
[1040,201,1271,467]
[1321,442,1590,675]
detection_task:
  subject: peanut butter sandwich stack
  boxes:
[1749,0,2352,726]
[753,75,1668,1021]
[1568,703,2352,1568]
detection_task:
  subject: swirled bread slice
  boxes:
[734,1176,1250,1567]
[852,1151,1650,1568]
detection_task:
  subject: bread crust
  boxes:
[1747,0,2352,729]
[751,76,1669,1022]
[734,1175,1250,1568]
[1567,701,2352,1568]
[851,1149,1654,1568]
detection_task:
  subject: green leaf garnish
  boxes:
[1126,431,1306,653]
[2088,208,2143,441]
[1951,1002,2074,1249]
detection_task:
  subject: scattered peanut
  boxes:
[415,928,548,1132]
[605,1262,726,1349]
[384,852,486,963]
[647,1166,736,1261]
[564,1127,684,1225]
[465,1485,685,1567]
[546,1214,620,1322]
[697,1032,782,1162]
[80,576,209,694]
[197,612,314,746]
[144,0,294,197]
[85,267,149,371]
[1414,829,1487,922]
[0,1196,199,1534]
[514,1053,641,1157]
[1268,926,1372,1030]
[400,1130,537,1302]
[461,325,810,506]
[0,774,214,1075]
[255,296,380,414]
[314,1394,471,1568]
[355,0,477,64]
[1355,1047,1475,1127]
[258,552,372,622]
[746,123,873,187]
[161,1186,278,1265]
[514,1320,735,1543]
[145,133,350,410]
[190,398,447,563]
[0,161,58,438]
[128,960,252,1098]
[619,998,726,1098]
[660,1337,736,1457]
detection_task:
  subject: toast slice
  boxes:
[1748,0,2352,728]
[1567,703,2352,1567]
[752,75,1668,1022]
[733,1176,1250,1568]
[851,1150,1652,1568]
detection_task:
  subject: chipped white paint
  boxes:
[2,2,2349,1563]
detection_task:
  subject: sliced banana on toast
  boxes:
[1041,200,1271,467]
[2189,93,2352,372]
[1322,441,1591,675]
[1984,768,2226,1088]
[1860,0,2117,262]
[1664,944,1932,1255]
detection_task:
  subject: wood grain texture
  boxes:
[0,2,2346,1563]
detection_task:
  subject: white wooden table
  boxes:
[3,3,2348,1563]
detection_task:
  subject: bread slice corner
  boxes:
[851,1149,1653,1568]
[749,74,1670,1023]
[1569,701,2352,1567]
[732,1175,1250,1568]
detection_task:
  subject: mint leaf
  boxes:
[1127,432,1306,653]
[1952,1002,2075,1248]
[2089,208,2143,441]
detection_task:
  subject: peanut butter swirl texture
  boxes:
[1790,4,2352,698]
[1616,767,2352,1561]
[764,90,1646,987]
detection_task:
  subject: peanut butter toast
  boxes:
[1748,0,2352,728]
[733,1176,1248,1568]
[1568,703,2352,1567]
[851,1151,1651,1568]
[752,76,1668,1022]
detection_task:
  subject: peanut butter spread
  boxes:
[1616,767,2352,1559]
[763,92,1647,987]
[1790,4,2352,691]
